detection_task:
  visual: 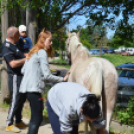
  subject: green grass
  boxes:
[1,101,10,108]
[43,108,49,122]
[51,54,134,68]
[42,84,51,122]
[51,59,70,69]
[99,54,134,67]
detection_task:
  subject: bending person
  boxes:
[47,82,105,134]
[19,28,69,134]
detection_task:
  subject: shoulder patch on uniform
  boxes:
[5,43,10,47]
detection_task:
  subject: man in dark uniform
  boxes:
[1,26,27,133]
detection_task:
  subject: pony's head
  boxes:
[65,31,81,63]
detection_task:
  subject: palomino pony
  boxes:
[65,31,118,134]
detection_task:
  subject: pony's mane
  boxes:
[69,32,89,56]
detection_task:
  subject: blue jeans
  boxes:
[46,100,78,134]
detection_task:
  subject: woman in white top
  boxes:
[47,82,105,134]
[19,28,69,134]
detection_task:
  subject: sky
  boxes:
[67,15,115,39]
[68,12,124,39]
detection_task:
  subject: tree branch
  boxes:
[44,0,51,14]
[59,1,78,14]
[53,3,88,32]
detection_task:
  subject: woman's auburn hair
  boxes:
[27,28,54,59]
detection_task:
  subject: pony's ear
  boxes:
[67,31,71,37]
[76,30,81,38]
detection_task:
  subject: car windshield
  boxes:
[118,70,134,78]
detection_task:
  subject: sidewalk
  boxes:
[0,111,53,134]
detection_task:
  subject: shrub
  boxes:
[117,97,134,125]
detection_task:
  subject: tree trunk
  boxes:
[26,2,37,44]
[1,1,8,42]
[20,8,26,25]
[1,0,10,103]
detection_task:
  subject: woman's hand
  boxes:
[63,71,70,82]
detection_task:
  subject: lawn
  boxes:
[51,53,134,68]
[100,54,134,67]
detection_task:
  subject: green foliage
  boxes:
[109,24,134,48]
[80,28,90,42]
[131,129,134,134]
[71,28,92,49]
[1,101,10,108]
[86,0,134,30]
[59,53,63,60]
[81,38,91,49]
[42,84,51,102]
[43,108,49,122]
[117,97,134,125]
[52,30,67,51]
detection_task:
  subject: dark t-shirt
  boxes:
[1,40,25,76]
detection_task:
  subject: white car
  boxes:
[114,47,127,54]
[126,48,134,55]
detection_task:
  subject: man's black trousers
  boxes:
[7,74,26,126]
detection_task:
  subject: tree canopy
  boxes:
[1,0,93,32]
[1,0,134,49]
[1,0,134,33]
[109,24,134,48]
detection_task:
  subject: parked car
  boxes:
[89,49,96,55]
[102,49,108,53]
[126,47,134,55]
[102,50,107,53]
[116,63,134,107]
[121,51,130,56]
[114,47,127,54]
[107,48,115,54]
[89,49,104,55]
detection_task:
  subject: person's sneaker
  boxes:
[6,125,21,133]
[15,121,27,128]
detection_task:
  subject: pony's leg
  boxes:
[104,75,118,134]
[105,111,112,134]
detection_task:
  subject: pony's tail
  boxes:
[89,60,104,100]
